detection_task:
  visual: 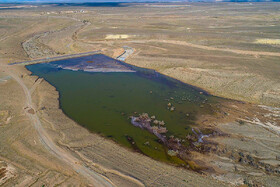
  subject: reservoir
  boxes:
[26,54,221,165]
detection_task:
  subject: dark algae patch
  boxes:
[27,54,222,167]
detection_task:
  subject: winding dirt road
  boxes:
[1,65,114,187]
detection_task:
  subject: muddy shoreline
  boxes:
[25,53,279,177]
[25,54,220,167]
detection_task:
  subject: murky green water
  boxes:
[26,54,220,165]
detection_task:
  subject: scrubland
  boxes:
[0,2,279,186]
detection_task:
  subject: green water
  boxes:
[26,55,220,165]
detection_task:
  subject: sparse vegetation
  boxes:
[0,2,279,186]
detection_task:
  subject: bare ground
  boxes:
[0,2,280,186]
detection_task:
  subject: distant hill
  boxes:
[1,0,280,3]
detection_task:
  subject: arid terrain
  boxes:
[0,2,279,186]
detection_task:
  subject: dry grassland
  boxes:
[0,2,279,186]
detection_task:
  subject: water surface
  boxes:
[27,54,220,164]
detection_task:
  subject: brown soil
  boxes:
[0,168,6,179]
[27,108,35,114]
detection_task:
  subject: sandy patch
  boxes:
[0,110,10,125]
[105,34,132,40]
[255,39,280,45]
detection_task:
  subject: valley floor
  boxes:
[0,2,279,186]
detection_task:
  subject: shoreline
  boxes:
[25,59,280,186]
[24,56,215,167]
[113,46,270,106]
[17,46,280,107]
[23,53,269,172]
[17,43,280,186]
[125,59,276,107]
[1,4,279,185]
[23,64,229,186]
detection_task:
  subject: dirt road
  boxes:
[1,65,114,187]
[126,39,280,57]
